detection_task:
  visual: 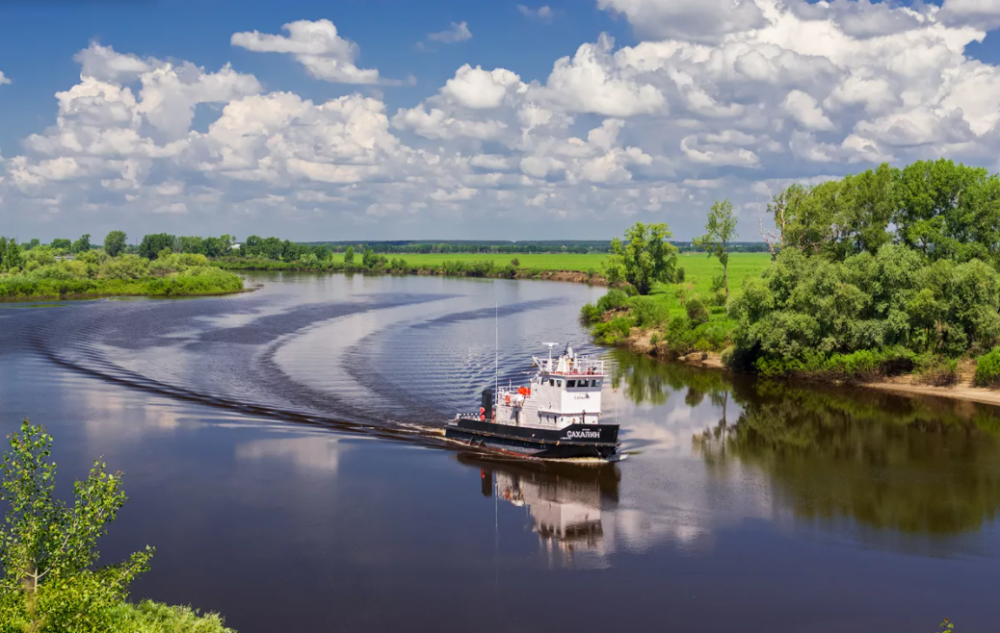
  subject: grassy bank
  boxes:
[0,250,244,301]
[581,252,770,354]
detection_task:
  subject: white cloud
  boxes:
[940,0,1000,29]
[427,22,472,44]
[518,5,555,20]
[442,65,524,109]
[232,20,380,84]
[7,2,1000,239]
[782,90,834,131]
[597,0,767,43]
[0,72,10,87]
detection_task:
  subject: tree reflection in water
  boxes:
[611,348,1000,536]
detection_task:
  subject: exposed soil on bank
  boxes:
[862,359,1000,407]
[617,327,1000,408]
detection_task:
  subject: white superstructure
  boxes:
[490,345,605,430]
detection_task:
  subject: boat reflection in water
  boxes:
[457,453,620,565]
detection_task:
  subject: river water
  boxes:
[1,273,998,632]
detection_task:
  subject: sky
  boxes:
[3,0,1000,243]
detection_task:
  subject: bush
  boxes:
[580,303,602,324]
[675,267,685,283]
[917,358,960,387]
[685,296,710,326]
[712,290,727,307]
[631,297,670,328]
[596,289,630,313]
[975,348,1000,387]
[511,258,520,267]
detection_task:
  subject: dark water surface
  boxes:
[2,273,999,632]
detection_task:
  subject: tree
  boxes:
[694,199,739,299]
[0,420,153,629]
[138,233,176,259]
[344,245,355,265]
[103,230,127,257]
[177,236,204,254]
[70,234,91,254]
[603,222,678,295]
[50,239,71,251]
[0,237,24,272]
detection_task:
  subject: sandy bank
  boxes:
[617,327,1000,408]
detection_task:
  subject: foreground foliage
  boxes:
[0,421,233,633]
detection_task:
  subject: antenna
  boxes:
[495,303,499,413]
[543,342,557,369]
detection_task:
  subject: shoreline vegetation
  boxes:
[581,159,1000,410]
[0,237,244,302]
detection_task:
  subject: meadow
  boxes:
[581,252,772,352]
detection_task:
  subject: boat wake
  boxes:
[12,278,602,452]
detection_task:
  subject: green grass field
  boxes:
[670,252,771,299]
[333,251,771,283]
[583,252,772,351]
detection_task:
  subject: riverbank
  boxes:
[614,324,1000,409]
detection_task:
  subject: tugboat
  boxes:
[445,344,621,460]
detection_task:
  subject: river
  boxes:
[1,273,998,632]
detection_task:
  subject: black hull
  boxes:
[445,419,619,459]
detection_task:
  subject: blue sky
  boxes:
[2,0,1000,242]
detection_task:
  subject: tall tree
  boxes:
[694,199,739,299]
[344,245,355,265]
[138,233,176,259]
[104,230,127,257]
[603,222,678,295]
[71,233,91,254]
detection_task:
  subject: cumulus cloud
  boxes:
[518,5,555,20]
[940,0,1000,29]
[232,19,380,84]
[0,71,9,86]
[6,2,1000,239]
[427,21,472,44]
[597,0,767,43]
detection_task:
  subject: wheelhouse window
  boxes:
[567,380,577,388]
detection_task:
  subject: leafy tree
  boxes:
[0,238,24,272]
[50,239,71,251]
[70,234,91,254]
[0,420,153,630]
[603,222,678,295]
[694,199,739,298]
[138,234,176,260]
[344,246,355,265]
[103,231,127,257]
[177,236,204,255]
[202,236,228,258]
[24,239,40,251]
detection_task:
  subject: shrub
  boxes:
[675,267,685,283]
[975,348,1000,387]
[712,290,727,307]
[580,303,602,324]
[631,297,670,328]
[511,258,520,267]
[596,289,630,313]
[917,358,959,387]
[685,296,710,326]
